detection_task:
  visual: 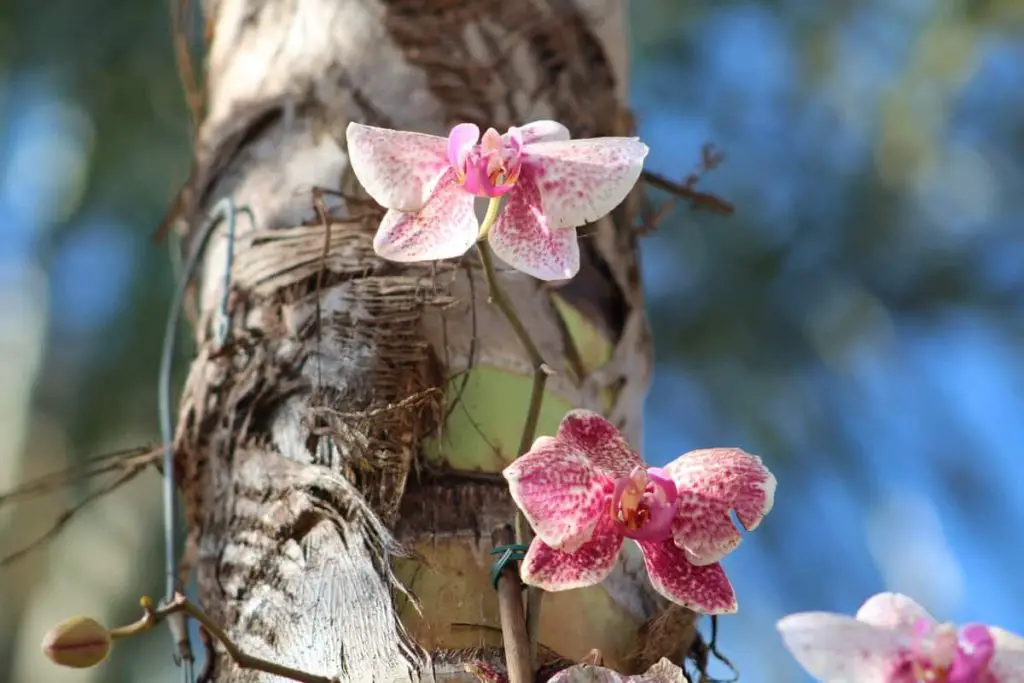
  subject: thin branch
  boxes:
[640,144,735,223]
[169,0,204,132]
[687,616,739,683]
[0,445,159,505]
[107,594,339,683]
[0,469,143,568]
[706,615,739,683]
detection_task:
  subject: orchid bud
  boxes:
[41,616,112,668]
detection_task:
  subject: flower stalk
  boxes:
[476,196,552,680]
[43,594,339,683]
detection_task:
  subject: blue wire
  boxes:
[159,197,248,682]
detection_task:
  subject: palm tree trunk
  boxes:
[172,0,695,680]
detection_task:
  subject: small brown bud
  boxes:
[41,616,112,668]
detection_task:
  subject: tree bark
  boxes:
[171,0,696,680]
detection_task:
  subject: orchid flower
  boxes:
[345,120,648,281]
[778,592,1024,682]
[466,657,685,683]
[502,410,776,614]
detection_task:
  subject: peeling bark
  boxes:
[171,0,694,680]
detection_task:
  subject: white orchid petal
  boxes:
[488,174,580,281]
[777,612,904,683]
[855,592,937,636]
[346,122,449,211]
[372,170,477,262]
[516,120,572,144]
[522,137,648,230]
[990,627,1024,683]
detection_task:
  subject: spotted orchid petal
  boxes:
[346,122,449,212]
[488,173,581,281]
[636,539,737,614]
[555,410,644,479]
[520,515,623,591]
[631,659,689,683]
[547,658,687,683]
[777,612,905,683]
[855,592,937,635]
[520,137,648,230]
[503,435,611,552]
[663,448,777,566]
[372,170,478,261]
[545,664,628,683]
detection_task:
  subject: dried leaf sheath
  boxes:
[171,0,678,680]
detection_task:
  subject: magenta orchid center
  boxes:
[446,124,524,198]
[608,466,679,541]
[893,620,995,683]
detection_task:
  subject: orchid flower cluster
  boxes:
[345,121,1024,683]
[346,118,778,613]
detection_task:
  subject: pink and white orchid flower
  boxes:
[778,592,1024,683]
[502,410,776,614]
[345,120,648,281]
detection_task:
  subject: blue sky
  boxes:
[633,2,1024,680]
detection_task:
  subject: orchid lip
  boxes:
[609,466,679,541]
[947,623,995,683]
[906,620,996,683]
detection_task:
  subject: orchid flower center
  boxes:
[894,620,995,683]
[609,466,678,541]
[446,125,524,198]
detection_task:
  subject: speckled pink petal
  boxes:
[488,174,580,281]
[556,410,644,479]
[503,435,612,552]
[777,612,906,683]
[346,122,449,212]
[636,539,737,614]
[856,592,937,635]
[463,660,507,683]
[516,120,572,145]
[546,664,628,683]
[520,137,648,230]
[989,627,1024,683]
[631,659,688,683]
[372,169,478,262]
[664,448,776,566]
[520,516,623,591]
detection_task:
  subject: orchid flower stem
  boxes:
[109,594,338,683]
[476,238,550,679]
[477,195,503,240]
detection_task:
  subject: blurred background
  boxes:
[1,0,1023,681]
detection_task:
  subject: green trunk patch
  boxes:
[551,294,613,376]
[423,365,573,471]
[423,296,615,472]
